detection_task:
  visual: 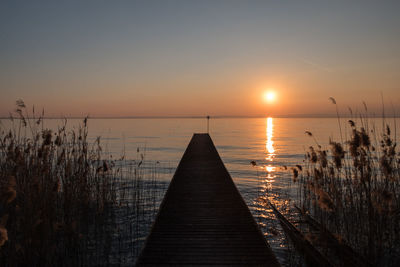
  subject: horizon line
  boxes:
[1,113,400,119]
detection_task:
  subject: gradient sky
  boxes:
[1,0,400,117]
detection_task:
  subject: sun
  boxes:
[263,91,276,103]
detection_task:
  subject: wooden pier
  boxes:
[136,134,279,266]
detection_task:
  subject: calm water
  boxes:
[2,117,398,265]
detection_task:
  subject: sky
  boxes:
[1,0,400,117]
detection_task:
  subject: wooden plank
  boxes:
[136,133,280,266]
[294,205,371,267]
[267,200,333,267]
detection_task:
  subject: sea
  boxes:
[2,116,399,265]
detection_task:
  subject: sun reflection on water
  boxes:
[264,117,276,185]
[257,117,287,262]
[265,117,275,155]
[250,117,291,264]
[255,117,278,211]
[265,165,276,172]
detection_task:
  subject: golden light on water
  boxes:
[263,117,276,187]
[266,117,275,156]
[254,117,278,217]
[265,165,276,172]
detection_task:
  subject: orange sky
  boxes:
[1,1,400,117]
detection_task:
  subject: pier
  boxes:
[136,133,279,266]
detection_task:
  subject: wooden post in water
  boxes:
[136,133,280,266]
[207,115,210,133]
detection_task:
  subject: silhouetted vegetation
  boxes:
[0,100,167,266]
[297,99,400,266]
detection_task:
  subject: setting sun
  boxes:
[263,91,277,103]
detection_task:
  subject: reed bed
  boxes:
[0,101,168,266]
[297,100,400,266]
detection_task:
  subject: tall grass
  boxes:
[297,100,400,265]
[0,101,168,266]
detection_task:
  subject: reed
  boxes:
[0,100,168,266]
[297,99,400,265]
